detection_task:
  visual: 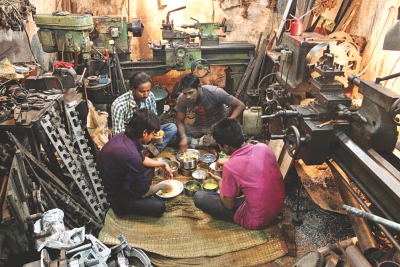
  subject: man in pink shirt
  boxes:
[194,118,285,230]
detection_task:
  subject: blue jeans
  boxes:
[157,123,178,151]
[194,190,245,222]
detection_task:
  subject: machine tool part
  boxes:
[323,251,339,267]
[316,120,337,128]
[34,13,94,60]
[191,58,211,78]
[383,6,400,51]
[40,110,105,221]
[334,165,381,259]
[389,98,400,126]
[292,250,324,267]
[284,125,301,158]
[85,234,111,261]
[124,248,152,267]
[342,205,400,232]
[69,248,105,266]
[328,156,400,253]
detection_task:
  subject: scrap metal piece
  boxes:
[323,251,339,267]
[291,250,324,267]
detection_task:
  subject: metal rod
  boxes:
[327,158,400,253]
[343,205,400,232]
[328,159,381,258]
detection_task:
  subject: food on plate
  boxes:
[180,152,199,159]
[156,180,183,198]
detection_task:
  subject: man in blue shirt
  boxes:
[111,72,177,156]
[97,108,173,217]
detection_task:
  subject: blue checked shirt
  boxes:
[111,90,158,135]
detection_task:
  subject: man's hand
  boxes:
[159,183,172,193]
[163,162,173,179]
[215,158,229,170]
[207,172,222,190]
[179,135,189,151]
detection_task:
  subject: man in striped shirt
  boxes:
[111,72,177,156]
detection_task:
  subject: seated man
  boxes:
[194,118,285,230]
[97,108,173,217]
[175,73,245,151]
[111,72,177,156]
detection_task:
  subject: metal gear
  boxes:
[292,250,324,267]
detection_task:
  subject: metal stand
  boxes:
[291,168,303,226]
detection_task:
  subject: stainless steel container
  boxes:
[180,167,196,177]
[209,162,223,177]
[185,180,201,197]
[180,157,197,170]
[168,161,179,177]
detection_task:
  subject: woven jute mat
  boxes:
[98,195,288,266]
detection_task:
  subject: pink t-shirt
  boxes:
[220,143,285,230]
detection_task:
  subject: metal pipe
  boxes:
[327,158,400,253]
[327,160,381,258]
[318,237,358,255]
[0,172,9,221]
[346,245,372,267]
[343,205,400,232]
[330,153,396,222]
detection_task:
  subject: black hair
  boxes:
[211,118,244,148]
[129,72,153,90]
[125,108,160,139]
[178,73,200,92]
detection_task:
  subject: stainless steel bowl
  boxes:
[167,161,179,177]
[157,157,171,163]
[209,162,223,177]
[192,169,207,182]
[180,157,197,170]
[185,180,201,197]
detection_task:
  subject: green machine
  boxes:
[121,6,255,95]
[90,16,144,61]
[34,13,94,60]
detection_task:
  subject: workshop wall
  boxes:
[350,0,400,92]
[0,0,56,71]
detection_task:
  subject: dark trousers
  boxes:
[110,167,166,217]
[194,190,245,222]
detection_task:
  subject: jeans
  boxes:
[157,123,178,151]
[194,190,245,222]
[110,192,166,217]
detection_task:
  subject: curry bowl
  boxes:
[185,180,201,197]
[203,179,218,191]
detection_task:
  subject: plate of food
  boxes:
[156,180,184,198]
[176,149,201,162]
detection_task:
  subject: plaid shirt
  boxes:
[111,90,157,135]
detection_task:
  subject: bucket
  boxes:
[242,106,263,136]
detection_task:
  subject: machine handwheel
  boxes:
[285,125,301,158]
[389,98,400,126]
[174,45,187,58]
[191,58,211,78]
